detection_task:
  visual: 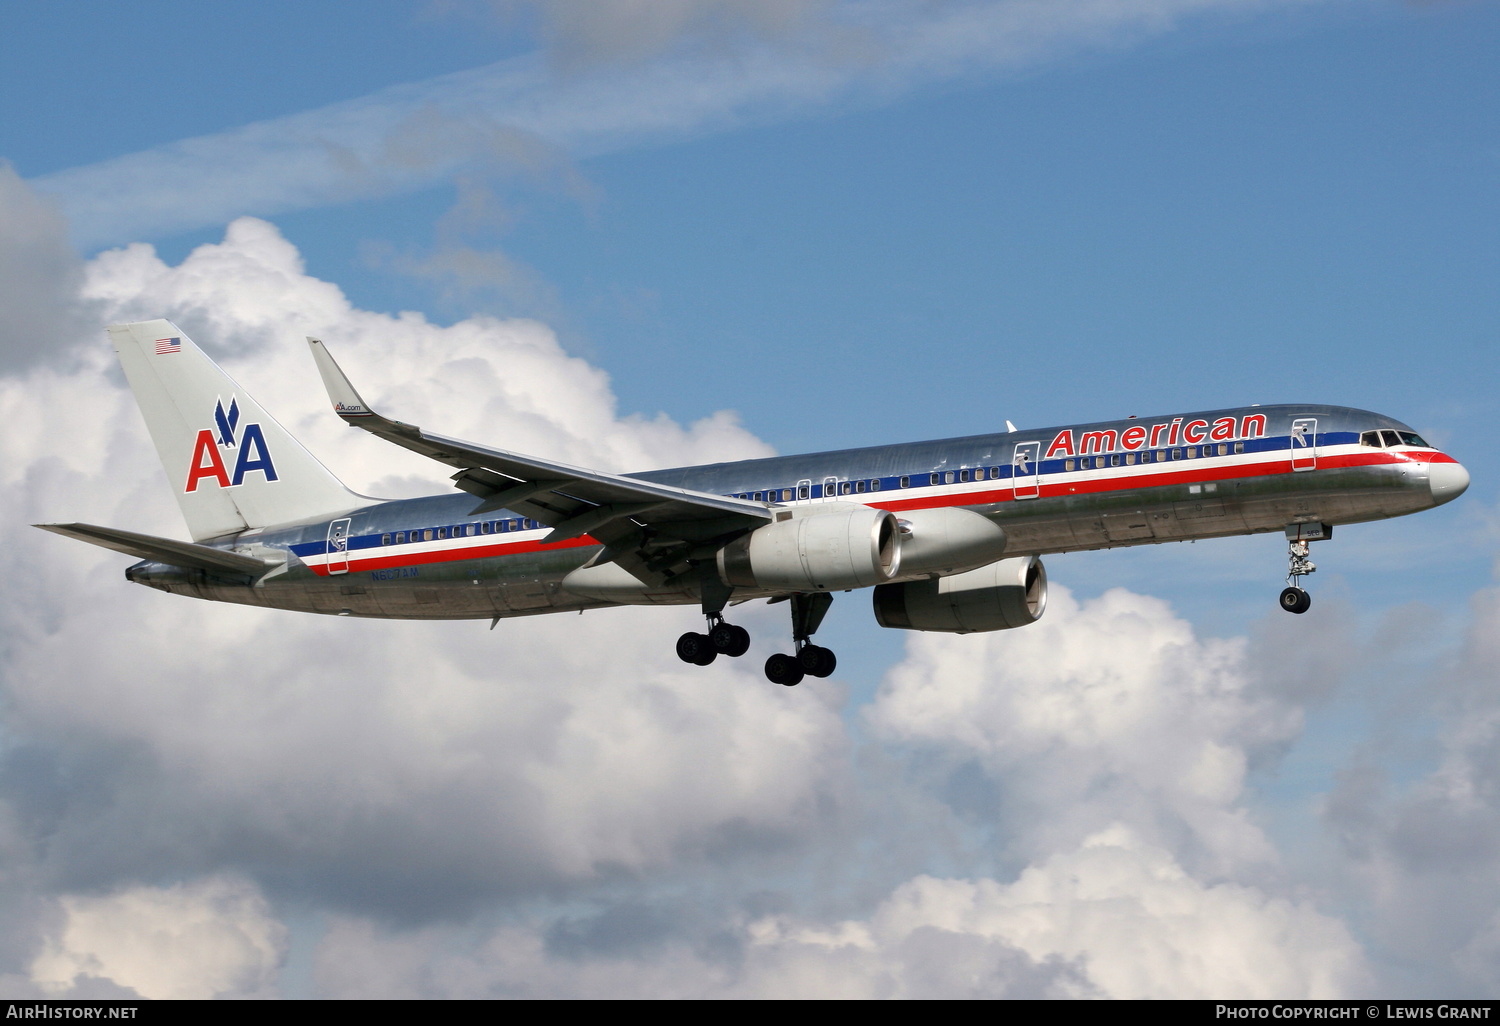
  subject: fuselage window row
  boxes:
[368,434,1317,548]
[1062,441,1246,471]
[379,517,541,545]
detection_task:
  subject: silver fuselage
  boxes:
[127,403,1468,619]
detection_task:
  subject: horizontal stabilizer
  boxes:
[33,523,278,576]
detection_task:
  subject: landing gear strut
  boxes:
[676,613,751,666]
[1279,523,1329,615]
[764,593,837,687]
[674,582,838,686]
[677,573,751,667]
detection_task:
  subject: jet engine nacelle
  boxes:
[718,504,900,592]
[872,555,1047,634]
[890,506,1009,579]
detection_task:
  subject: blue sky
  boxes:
[2,0,1498,999]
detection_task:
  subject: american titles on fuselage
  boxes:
[1044,413,1268,459]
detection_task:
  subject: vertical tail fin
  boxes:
[110,320,364,541]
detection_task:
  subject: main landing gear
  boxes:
[1278,523,1330,615]
[674,592,838,687]
[763,593,836,687]
[676,573,751,667]
[675,615,750,666]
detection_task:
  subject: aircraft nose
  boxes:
[1429,459,1470,506]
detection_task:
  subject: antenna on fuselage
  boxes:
[1005,420,1017,433]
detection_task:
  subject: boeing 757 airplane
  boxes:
[37,321,1470,685]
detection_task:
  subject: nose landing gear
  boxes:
[1279,523,1330,614]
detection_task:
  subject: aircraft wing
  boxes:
[307,339,774,582]
[34,523,279,576]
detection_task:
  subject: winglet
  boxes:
[307,337,375,421]
[307,338,422,438]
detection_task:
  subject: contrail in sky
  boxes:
[32,0,1318,248]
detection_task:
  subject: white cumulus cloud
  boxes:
[869,584,1301,876]
[29,875,286,1000]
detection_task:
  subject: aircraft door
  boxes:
[1012,441,1041,500]
[1290,418,1317,472]
[326,517,352,575]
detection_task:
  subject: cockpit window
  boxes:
[1366,429,1432,449]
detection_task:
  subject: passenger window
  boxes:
[856,480,867,493]
[1234,442,1244,454]
[798,484,810,499]
[1124,453,1135,466]
[870,478,882,491]
[381,534,391,546]
[900,476,910,488]
[1065,459,1076,472]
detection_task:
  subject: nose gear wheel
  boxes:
[1278,528,1323,614]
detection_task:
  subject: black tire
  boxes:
[727,624,751,657]
[711,623,751,657]
[765,653,804,686]
[1279,587,1311,614]
[676,631,718,665]
[799,645,837,678]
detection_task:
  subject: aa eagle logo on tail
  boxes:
[184,397,278,491]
